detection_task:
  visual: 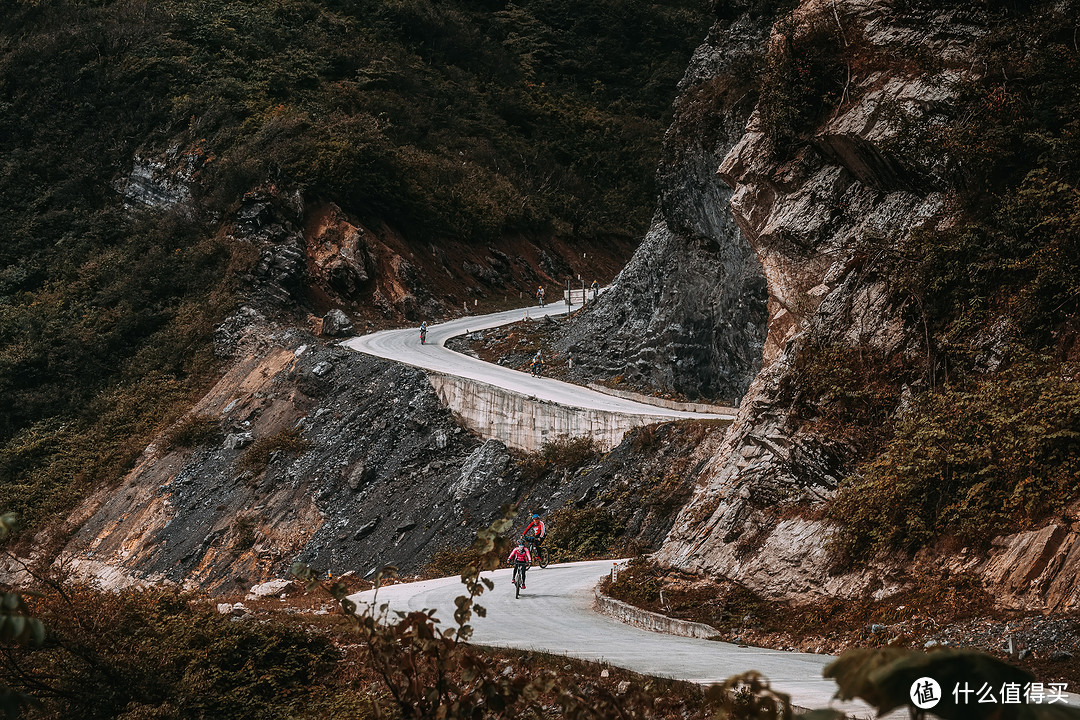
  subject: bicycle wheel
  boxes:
[513,566,521,599]
[537,546,548,569]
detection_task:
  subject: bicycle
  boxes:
[524,537,548,569]
[512,562,526,598]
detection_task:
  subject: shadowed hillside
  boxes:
[0,0,712,534]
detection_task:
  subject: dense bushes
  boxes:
[895,1,1080,347]
[828,356,1080,559]
[164,415,222,451]
[3,588,350,720]
[786,343,917,448]
[897,171,1080,351]
[239,430,311,475]
[136,0,712,240]
[544,506,625,561]
[517,435,599,482]
[757,7,847,149]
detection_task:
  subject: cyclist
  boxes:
[536,285,545,307]
[521,513,546,557]
[507,539,532,589]
[530,352,543,378]
[420,321,428,344]
[591,279,599,301]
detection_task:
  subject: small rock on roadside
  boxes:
[247,579,296,599]
[228,602,252,618]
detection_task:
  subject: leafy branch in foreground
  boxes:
[827,647,1080,720]
[0,514,43,719]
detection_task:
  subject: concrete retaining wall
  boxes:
[593,583,722,640]
[426,372,680,452]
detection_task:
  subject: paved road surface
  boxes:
[342,299,735,420]
[351,560,865,713]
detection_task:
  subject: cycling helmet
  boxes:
[531,514,539,519]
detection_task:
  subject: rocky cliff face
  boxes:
[619,0,1080,611]
[554,12,771,404]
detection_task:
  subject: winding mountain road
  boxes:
[350,560,864,713]
[343,303,858,710]
[342,298,735,420]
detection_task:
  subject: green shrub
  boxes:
[895,171,1080,349]
[231,515,260,553]
[544,506,625,561]
[757,8,846,150]
[422,544,488,578]
[828,355,1080,560]
[605,556,663,608]
[238,430,310,475]
[164,415,221,450]
[5,587,345,720]
[517,435,599,482]
[884,2,1080,352]
[785,342,917,448]
[0,372,209,532]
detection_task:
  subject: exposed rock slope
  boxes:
[612,0,1080,611]
[554,12,771,404]
[655,1,970,597]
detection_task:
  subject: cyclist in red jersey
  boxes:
[521,513,546,557]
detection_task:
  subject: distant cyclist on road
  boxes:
[536,285,545,308]
[591,279,599,301]
[507,539,532,589]
[530,351,544,377]
[521,513,547,556]
[420,321,428,345]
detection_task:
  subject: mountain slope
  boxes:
[0,0,712,535]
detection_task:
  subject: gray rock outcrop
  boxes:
[116,146,203,214]
[554,13,771,404]
[655,0,979,599]
[321,309,353,337]
[645,1,1080,611]
[230,189,307,310]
